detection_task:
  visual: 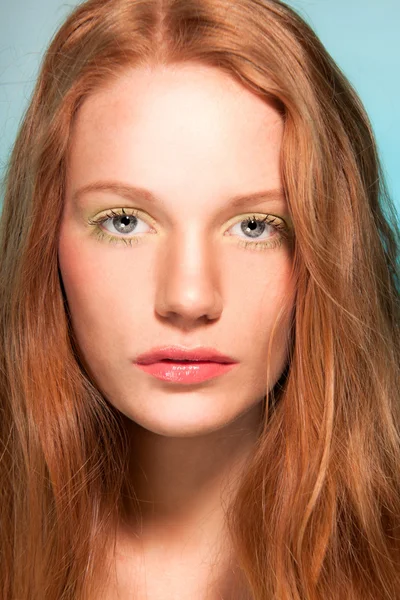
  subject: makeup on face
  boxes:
[59,63,295,437]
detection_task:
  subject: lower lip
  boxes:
[135,361,237,384]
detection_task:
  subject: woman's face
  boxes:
[58,63,295,437]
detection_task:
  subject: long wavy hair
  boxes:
[1,0,399,598]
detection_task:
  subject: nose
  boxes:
[154,232,223,329]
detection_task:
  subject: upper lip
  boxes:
[135,346,237,365]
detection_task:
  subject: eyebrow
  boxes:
[72,181,286,209]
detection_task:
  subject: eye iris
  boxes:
[113,214,137,234]
[242,218,266,238]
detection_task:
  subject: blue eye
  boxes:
[108,213,137,233]
[225,214,291,250]
[229,216,275,241]
[99,209,152,235]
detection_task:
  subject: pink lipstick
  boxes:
[135,346,238,384]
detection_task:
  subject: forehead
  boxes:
[74,61,282,126]
[66,63,284,206]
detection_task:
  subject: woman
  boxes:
[0,0,399,598]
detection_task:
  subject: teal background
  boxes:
[0,0,399,216]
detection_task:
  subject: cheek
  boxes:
[253,276,294,385]
[59,228,143,296]
[58,231,150,346]
[58,234,104,317]
[227,249,294,329]
[246,256,295,372]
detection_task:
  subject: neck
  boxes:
[105,402,264,599]
[120,402,263,548]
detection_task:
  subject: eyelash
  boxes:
[87,208,293,251]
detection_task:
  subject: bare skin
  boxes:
[106,408,262,599]
[58,62,295,598]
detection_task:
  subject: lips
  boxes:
[135,345,237,365]
[134,347,238,384]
